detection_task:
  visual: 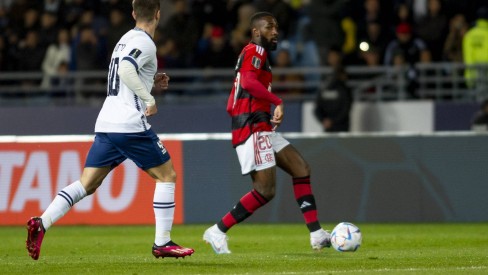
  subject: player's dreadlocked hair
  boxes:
[132,0,160,22]
[250,12,275,29]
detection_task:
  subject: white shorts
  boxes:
[235,131,290,175]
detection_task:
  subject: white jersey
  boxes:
[95,28,157,133]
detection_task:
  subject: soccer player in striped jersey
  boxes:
[203,12,331,254]
[26,0,194,260]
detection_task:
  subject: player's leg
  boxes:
[113,129,193,258]
[216,168,275,231]
[26,133,119,260]
[145,160,194,258]
[274,136,331,250]
[204,132,276,254]
[204,168,275,254]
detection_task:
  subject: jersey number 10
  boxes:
[108,57,120,96]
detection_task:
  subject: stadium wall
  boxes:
[1,101,478,135]
[1,132,487,225]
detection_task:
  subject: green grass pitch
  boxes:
[1,223,487,274]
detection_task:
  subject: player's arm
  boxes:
[240,70,282,106]
[118,59,157,116]
[240,71,284,129]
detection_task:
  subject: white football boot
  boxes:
[203,225,231,254]
[310,228,331,250]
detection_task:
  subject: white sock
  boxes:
[153,182,175,246]
[41,180,87,231]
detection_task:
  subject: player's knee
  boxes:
[293,161,311,178]
[168,170,177,182]
[256,186,275,200]
[83,181,102,195]
[303,162,311,176]
[159,168,176,182]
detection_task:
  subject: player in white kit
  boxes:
[26,0,194,260]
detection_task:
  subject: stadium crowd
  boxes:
[0,0,486,93]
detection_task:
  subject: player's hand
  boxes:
[271,103,284,131]
[145,104,158,117]
[153,73,170,90]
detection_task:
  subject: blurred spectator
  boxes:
[393,2,414,28]
[230,3,256,54]
[462,7,488,89]
[384,23,431,97]
[8,0,39,29]
[314,66,352,132]
[255,0,295,39]
[443,14,468,62]
[49,61,72,96]
[272,48,305,95]
[445,0,487,24]
[15,8,40,40]
[98,0,132,20]
[74,25,102,70]
[408,0,429,23]
[0,4,9,30]
[341,16,358,65]
[18,30,45,72]
[314,47,352,132]
[415,0,448,61]
[63,0,88,29]
[384,23,431,66]
[225,0,254,31]
[191,0,228,32]
[43,0,64,14]
[306,0,346,66]
[355,0,390,39]
[363,0,384,23]
[0,35,6,71]
[326,45,344,69]
[162,0,200,67]
[41,28,71,89]
[38,11,59,49]
[156,35,187,95]
[391,47,420,97]
[193,25,236,95]
[471,99,488,131]
[357,19,390,64]
[358,45,382,67]
[106,8,132,54]
[195,25,235,68]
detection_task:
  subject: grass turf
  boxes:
[1,223,488,274]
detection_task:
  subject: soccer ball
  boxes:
[330,222,362,252]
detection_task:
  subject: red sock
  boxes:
[293,176,321,232]
[217,189,268,232]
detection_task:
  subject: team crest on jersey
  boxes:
[129,48,142,58]
[252,56,261,69]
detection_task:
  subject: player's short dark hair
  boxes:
[250,12,275,28]
[132,0,160,22]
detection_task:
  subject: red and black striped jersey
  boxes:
[227,43,280,147]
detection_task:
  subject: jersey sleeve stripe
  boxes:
[255,45,264,55]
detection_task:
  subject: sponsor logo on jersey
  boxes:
[252,56,261,69]
[129,48,142,58]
